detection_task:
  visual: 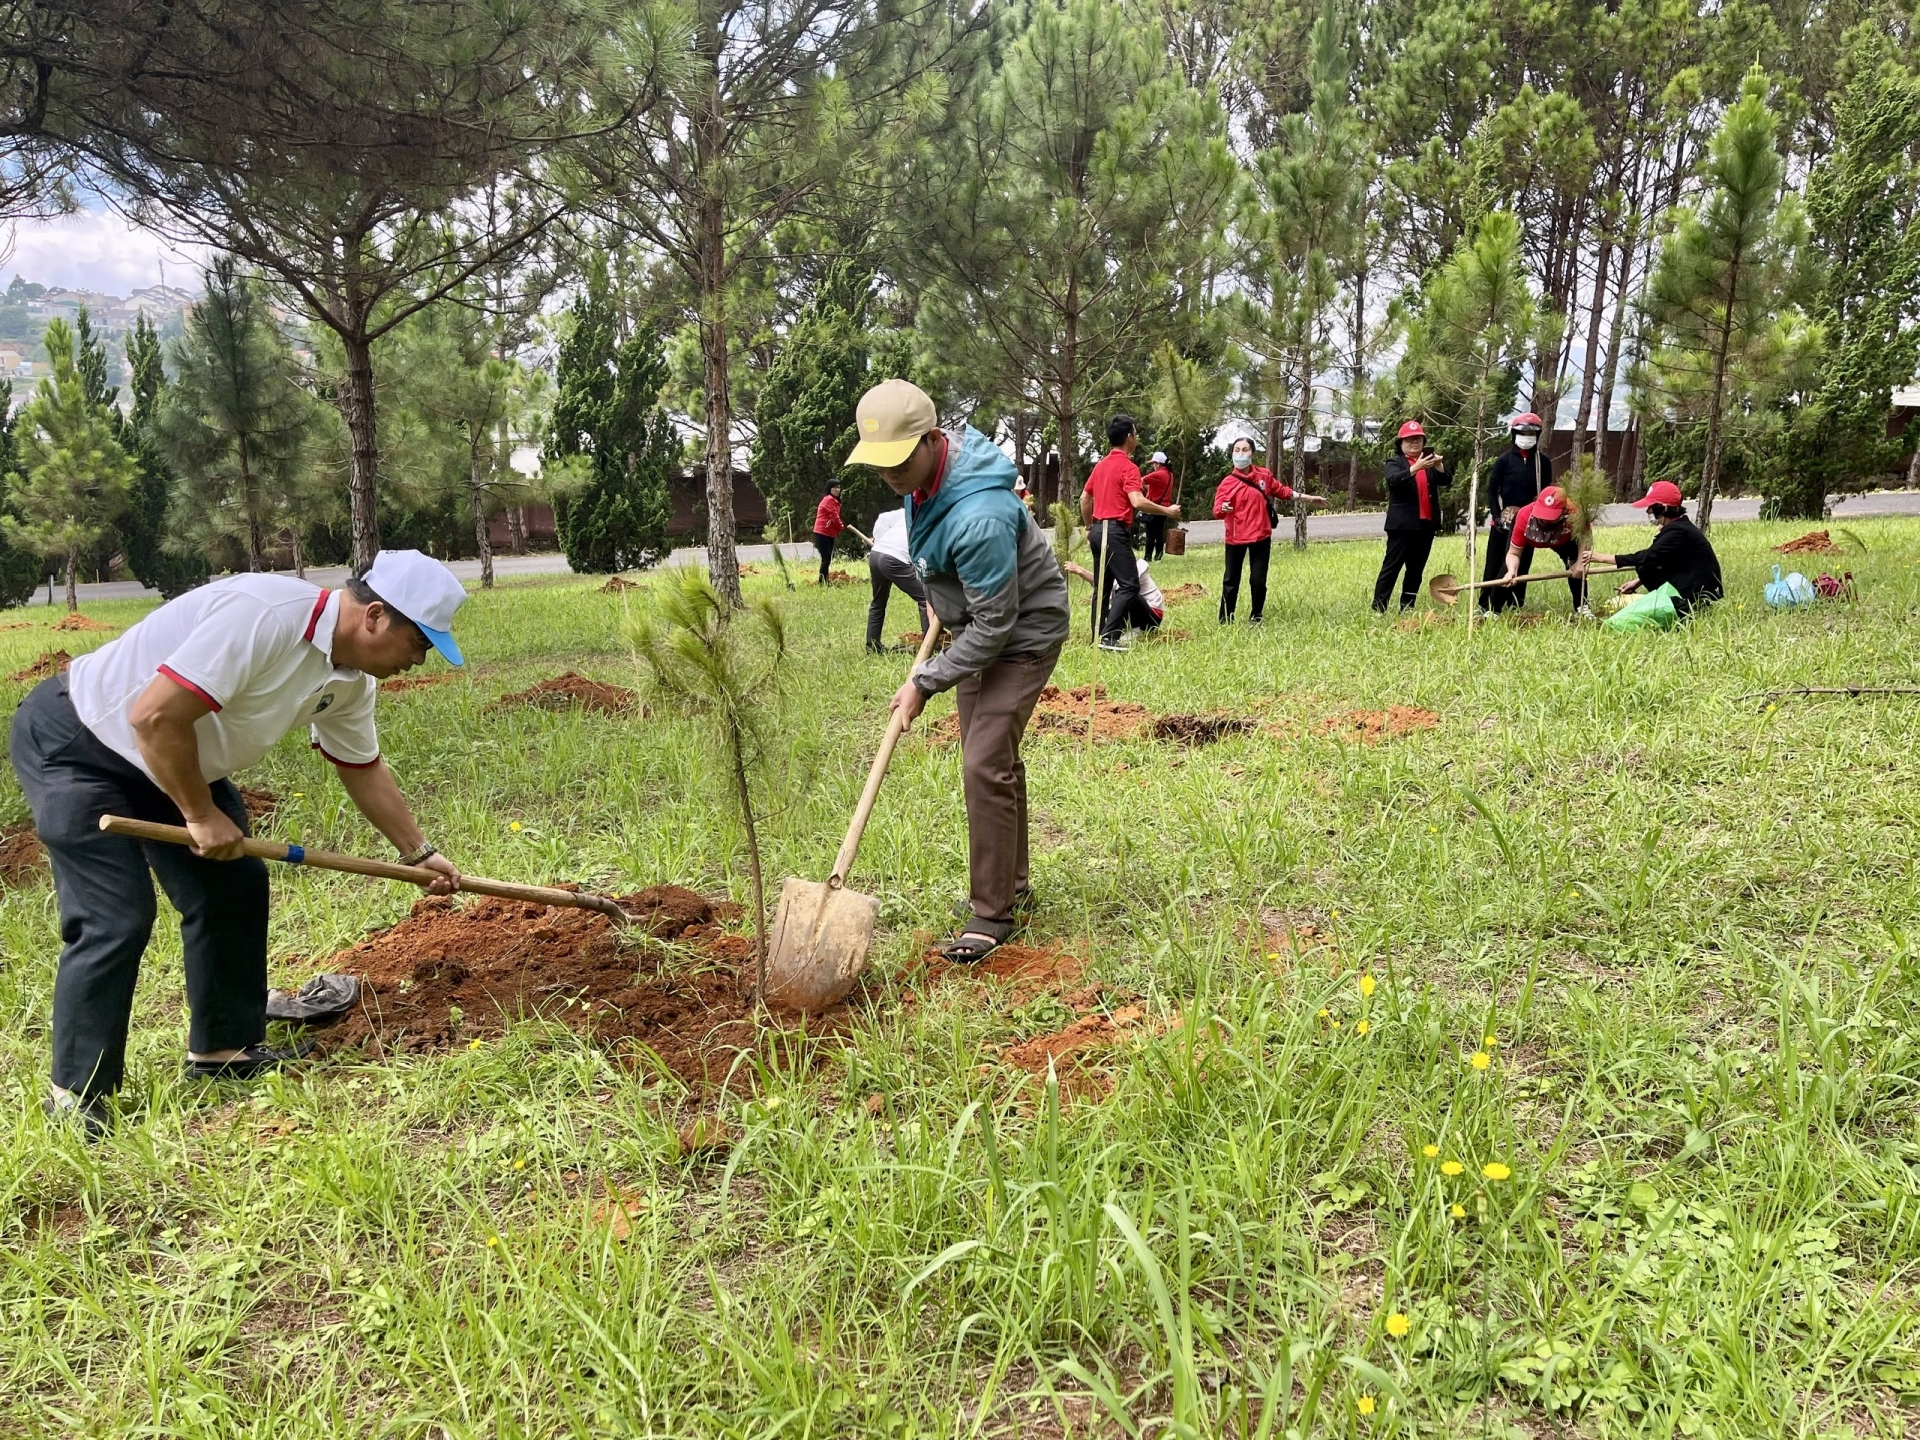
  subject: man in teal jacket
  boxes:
[847,379,1071,963]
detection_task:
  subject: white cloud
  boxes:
[0,207,212,296]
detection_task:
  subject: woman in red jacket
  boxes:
[812,480,845,584]
[1211,437,1324,623]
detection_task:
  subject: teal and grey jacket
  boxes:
[907,426,1071,695]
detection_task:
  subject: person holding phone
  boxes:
[1372,420,1451,612]
[1212,437,1325,624]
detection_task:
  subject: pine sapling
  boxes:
[627,571,788,1003]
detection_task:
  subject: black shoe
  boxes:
[43,1089,111,1141]
[183,1041,313,1081]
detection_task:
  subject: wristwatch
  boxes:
[398,841,438,866]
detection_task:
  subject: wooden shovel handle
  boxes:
[97,815,628,920]
[829,615,943,887]
[1444,563,1621,596]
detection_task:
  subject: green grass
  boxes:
[4,520,1920,1437]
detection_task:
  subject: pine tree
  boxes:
[119,312,211,597]
[1640,68,1807,531]
[543,269,677,573]
[3,319,137,611]
[157,257,320,572]
[1398,210,1542,627]
[0,396,43,608]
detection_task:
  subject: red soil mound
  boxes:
[6,649,70,682]
[1318,706,1440,742]
[1162,582,1207,604]
[324,887,845,1085]
[600,576,643,594]
[239,786,279,824]
[51,614,115,632]
[0,821,45,887]
[1003,1002,1153,1076]
[1776,530,1840,554]
[1029,684,1153,741]
[827,569,857,585]
[487,672,640,716]
[383,672,454,694]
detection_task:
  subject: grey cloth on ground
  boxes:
[266,973,362,1025]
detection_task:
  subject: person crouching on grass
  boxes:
[10,551,466,1136]
[847,379,1070,965]
[1499,484,1592,615]
[1583,480,1723,617]
[1372,420,1451,613]
[1215,437,1325,623]
[1079,414,1182,653]
[812,479,846,583]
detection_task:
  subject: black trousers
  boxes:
[865,551,929,651]
[1086,520,1140,642]
[813,533,835,583]
[1373,530,1435,611]
[1139,514,1167,562]
[1219,539,1271,622]
[1500,539,1584,610]
[1480,522,1532,612]
[8,676,269,1098]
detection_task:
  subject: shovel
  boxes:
[1428,565,1620,607]
[764,615,943,1011]
[97,815,631,921]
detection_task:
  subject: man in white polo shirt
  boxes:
[9,550,466,1132]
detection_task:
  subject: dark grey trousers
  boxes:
[865,551,929,651]
[8,676,268,1097]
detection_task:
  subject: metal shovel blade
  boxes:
[1427,572,1463,606]
[764,876,879,1012]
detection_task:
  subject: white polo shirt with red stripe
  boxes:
[66,574,380,783]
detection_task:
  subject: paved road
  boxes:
[27,491,1920,606]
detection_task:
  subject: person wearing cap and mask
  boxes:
[1582,481,1723,617]
[1480,413,1551,614]
[1372,420,1450,613]
[10,551,468,1133]
[1499,484,1590,614]
[1213,437,1327,624]
[846,379,1071,965]
[1138,451,1176,560]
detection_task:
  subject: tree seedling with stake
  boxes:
[627,570,788,1007]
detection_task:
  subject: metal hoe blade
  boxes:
[764,877,879,1011]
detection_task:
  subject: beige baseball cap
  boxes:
[847,379,937,468]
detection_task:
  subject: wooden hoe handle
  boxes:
[828,615,944,888]
[97,815,628,920]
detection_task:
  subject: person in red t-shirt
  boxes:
[1137,451,1176,560]
[1500,484,1590,613]
[1211,436,1325,623]
[812,480,845,584]
[1078,414,1181,650]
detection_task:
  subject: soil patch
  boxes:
[51,614,115,632]
[826,569,858,585]
[383,672,453,694]
[599,576,644,594]
[239,786,279,825]
[1317,706,1441,742]
[487,672,641,716]
[1003,1002,1153,1077]
[1029,684,1153,741]
[1150,713,1256,746]
[325,887,844,1085]
[1162,582,1207,604]
[6,649,70,682]
[1776,530,1840,554]
[0,821,45,887]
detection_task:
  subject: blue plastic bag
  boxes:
[1765,565,1816,608]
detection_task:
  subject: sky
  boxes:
[2,206,211,295]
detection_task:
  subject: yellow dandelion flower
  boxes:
[1421,1144,1439,1158]
[1355,1019,1370,1035]
[1267,950,1280,960]
[467,1038,484,1051]
[1356,1395,1376,1416]
[1440,1160,1464,1176]
[1450,1203,1465,1218]
[291,791,305,799]
[764,1096,784,1110]
[1330,1020,1342,1030]
[1469,1051,1491,1070]
[1484,1034,1497,1047]
[1317,1008,1330,1019]
[1359,973,1377,997]
[509,820,523,832]
[1385,1312,1411,1338]
[1483,1162,1512,1181]
[513,1158,526,1171]
[486,1235,501,1248]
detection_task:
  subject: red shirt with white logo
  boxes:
[1506,499,1574,552]
[1083,449,1144,522]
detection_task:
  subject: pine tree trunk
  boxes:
[1465,377,1489,636]
[694,40,741,609]
[1594,221,1638,493]
[1907,443,1920,490]
[240,441,263,572]
[291,529,306,580]
[1347,269,1365,511]
[64,547,77,613]
[470,430,494,590]
[507,504,526,555]
[1571,229,1615,464]
[340,326,383,572]
[1290,352,1311,551]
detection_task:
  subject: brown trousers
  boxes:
[953,645,1062,923]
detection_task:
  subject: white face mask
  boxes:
[1233,451,1253,470]
[1515,433,1538,451]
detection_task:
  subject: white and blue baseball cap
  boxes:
[363,549,468,665]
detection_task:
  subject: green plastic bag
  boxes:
[1603,581,1679,633]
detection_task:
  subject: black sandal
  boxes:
[183,1041,313,1081]
[942,916,1015,964]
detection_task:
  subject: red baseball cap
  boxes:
[1632,480,1685,509]
[1533,485,1571,521]
[1510,411,1543,430]
[1397,420,1425,440]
